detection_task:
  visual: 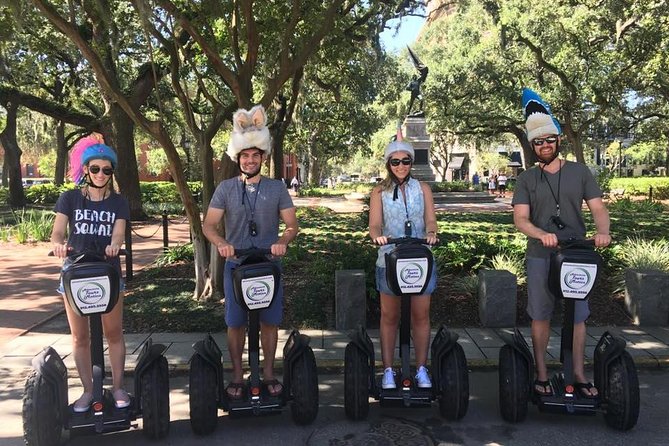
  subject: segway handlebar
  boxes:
[385,236,435,246]
[48,248,127,256]
[556,238,597,250]
[234,247,272,257]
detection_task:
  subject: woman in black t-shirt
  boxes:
[50,133,131,413]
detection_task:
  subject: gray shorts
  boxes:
[526,256,590,323]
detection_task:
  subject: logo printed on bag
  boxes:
[77,282,106,304]
[245,281,271,301]
[400,263,424,284]
[563,268,591,290]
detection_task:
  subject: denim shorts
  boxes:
[375,265,437,297]
[224,261,283,328]
[526,256,590,323]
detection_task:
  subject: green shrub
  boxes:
[432,181,471,192]
[619,237,669,272]
[490,252,526,284]
[155,243,194,266]
[607,197,666,213]
[9,209,54,243]
[610,177,669,196]
[451,273,478,297]
[24,183,66,204]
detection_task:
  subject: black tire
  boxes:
[290,347,319,425]
[22,370,63,446]
[438,343,469,420]
[498,345,530,423]
[189,354,219,435]
[604,351,640,431]
[141,356,170,439]
[344,343,370,421]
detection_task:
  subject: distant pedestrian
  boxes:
[290,176,300,192]
[497,173,508,197]
[488,175,497,195]
[472,172,480,188]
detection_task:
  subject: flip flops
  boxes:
[225,382,246,400]
[575,382,598,399]
[264,379,283,397]
[533,379,553,396]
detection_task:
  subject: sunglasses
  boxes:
[89,165,114,176]
[531,136,558,146]
[389,157,412,167]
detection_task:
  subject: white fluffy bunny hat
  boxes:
[226,105,272,161]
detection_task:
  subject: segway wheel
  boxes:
[438,343,469,420]
[22,370,63,446]
[141,356,170,439]
[189,354,219,435]
[498,344,530,423]
[604,350,640,431]
[290,347,319,425]
[344,343,370,421]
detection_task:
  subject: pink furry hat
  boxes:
[68,133,105,184]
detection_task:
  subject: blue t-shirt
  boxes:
[209,176,294,262]
[54,189,130,270]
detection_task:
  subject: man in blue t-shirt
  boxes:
[203,105,298,400]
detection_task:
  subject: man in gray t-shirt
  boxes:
[203,105,298,399]
[512,89,611,399]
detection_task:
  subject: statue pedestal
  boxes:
[403,116,435,182]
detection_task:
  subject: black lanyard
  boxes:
[540,162,562,216]
[241,179,261,221]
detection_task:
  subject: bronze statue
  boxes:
[406,46,428,118]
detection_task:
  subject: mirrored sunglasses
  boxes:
[389,157,412,167]
[89,165,114,176]
[531,136,558,146]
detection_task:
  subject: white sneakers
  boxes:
[382,367,396,389]
[382,366,432,389]
[415,365,432,388]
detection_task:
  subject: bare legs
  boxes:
[531,319,597,396]
[380,293,431,370]
[63,292,126,393]
[227,323,280,395]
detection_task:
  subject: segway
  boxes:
[344,237,469,421]
[498,239,640,430]
[23,250,170,446]
[188,248,318,435]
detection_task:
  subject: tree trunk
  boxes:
[54,120,67,186]
[110,105,146,220]
[510,125,534,169]
[0,101,26,207]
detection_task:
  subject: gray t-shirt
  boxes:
[512,161,602,258]
[209,176,294,261]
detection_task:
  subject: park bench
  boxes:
[610,188,626,200]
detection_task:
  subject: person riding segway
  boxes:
[498,88,639,430]
[188,248,319,434]
[192,105,318,435]
[344,237,469,420]
[23,250,170,445]
[498,239,640,430]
